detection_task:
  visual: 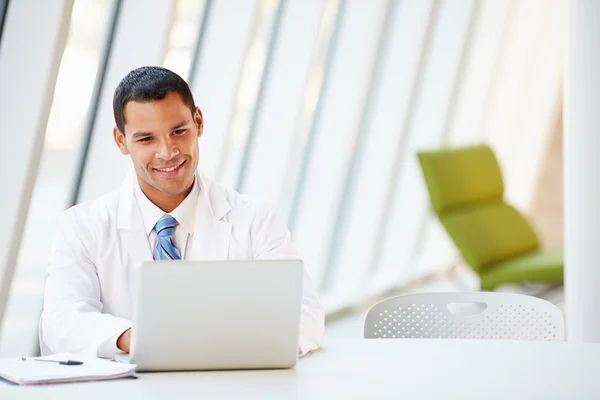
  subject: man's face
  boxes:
[113,91,203,198]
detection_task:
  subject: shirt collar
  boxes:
[134,177,200,237]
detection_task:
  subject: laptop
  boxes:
[116,259,304,371]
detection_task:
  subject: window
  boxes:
[163,0,207,80]
[0,0,114,356]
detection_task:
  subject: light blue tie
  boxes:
[153,215,182,260]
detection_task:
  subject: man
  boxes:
[42,66,324,359]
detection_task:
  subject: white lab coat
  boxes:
[42,170,325,357]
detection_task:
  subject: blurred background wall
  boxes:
[0,0,564,356]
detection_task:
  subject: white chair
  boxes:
[364,292,564,341]
[38,316,52,356]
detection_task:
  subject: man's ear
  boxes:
[113,126,129,155]
[195,107,204,138]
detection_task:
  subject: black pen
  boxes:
[21,357,83,366]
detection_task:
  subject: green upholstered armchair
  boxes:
[417,145,563,290]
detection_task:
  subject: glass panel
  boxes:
[237,0,326,207]
[163,0,207,80]
[278,0,340,219]
[483,0,548,209]
[324,0,435,306]
[373,0,475,290]
[447,0,513,146]
[414,0,514,280]
[218,0,282,188]
[499,0,564,211]
[190,0,259,180]
[0,0,114,357]
[289,0,390,290]
[0,0,7,41]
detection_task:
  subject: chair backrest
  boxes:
[364,292,564,341]
[417,145,540,271]
[38,316,51,356]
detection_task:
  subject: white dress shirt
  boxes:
[135,176,199,258]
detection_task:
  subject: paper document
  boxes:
[0,353,136,385]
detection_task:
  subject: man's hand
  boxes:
[117,329,131,353]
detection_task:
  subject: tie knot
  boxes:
[155,215,177,237]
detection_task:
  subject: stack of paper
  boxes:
[0,353,136,385]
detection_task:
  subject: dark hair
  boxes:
[113,66,196,133]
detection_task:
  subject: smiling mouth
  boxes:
[153,160,185,176]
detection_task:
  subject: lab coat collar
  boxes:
[133,174,200,237]
[117,169,232,261]
[190,171,232,260]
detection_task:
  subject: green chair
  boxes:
[417,145,563,291]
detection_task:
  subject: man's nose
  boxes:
[156,138,178,160]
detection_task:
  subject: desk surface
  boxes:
[2,339,600,399]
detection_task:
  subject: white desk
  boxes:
[2,339,600,399]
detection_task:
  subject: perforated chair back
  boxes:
[364,292,564,341]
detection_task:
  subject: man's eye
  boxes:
[138,137,152,142]
[174,129,186,135]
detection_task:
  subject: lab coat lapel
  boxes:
[189,172,232,261]
[117,171,153,264]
